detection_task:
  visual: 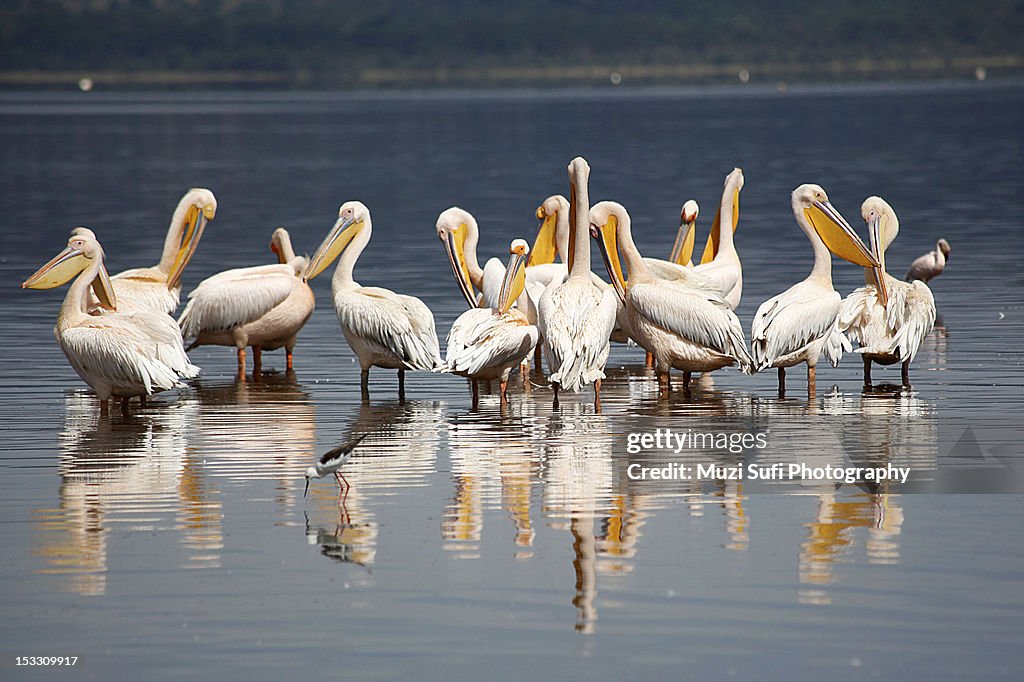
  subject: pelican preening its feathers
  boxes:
[590,200,753,395]
[305,201,442,399]
[105,188,217,314]
[439,239,539,405]
[178,227,315,378]
[829,197,936,387]
[23,228,199,413]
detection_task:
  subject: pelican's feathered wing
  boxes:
[628,280,753,372]
[60,308,199,397]
[440,307,538,378]
[641,258,726,296]
[109,268,181,314]
[839,276,935,364]
[178,262,300,341]
[335,286,441,371]
[751,281,847,371]
[537,279,617,392]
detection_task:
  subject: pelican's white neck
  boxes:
[332,218,372,291]
[793,198,833,284]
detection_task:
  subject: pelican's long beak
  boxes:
[670,215,697,266]
[867,213,889,307]
[699,185,740,265]
[167,204,213,290]
[591,220,626,305]
[22,245,89,290]
[497,249,528,314]
[528,207,558,267]
[304,216,361,282]
[441,223,479,308]
[805,200,880,270]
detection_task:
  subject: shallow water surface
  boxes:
[1,82,1023,680]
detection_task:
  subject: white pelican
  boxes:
[105,188,217,314]
[536,157,618,402]
[831,197,936,387]
[439,239,539,405]
[23,228,198,413]
[304,201,442,398]
[750,184,880,397]
[590,201,752,394]
[691,168,744,308]
[178,227,315,378]
[435,206,509,310]
[905,238,951,283]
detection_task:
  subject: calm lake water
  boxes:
[1,81,1023,680]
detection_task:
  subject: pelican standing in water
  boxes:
[750,184,879,397]
[105,188,217,314]
[178,227,315,378]
[691,168,744,309]
[439,239,539,406]
[537,157,617,404]
[591,201,752,395]
[304,201,442,399]
[831,197,936,388]
[905,238,951,283]
[23,228,198,413]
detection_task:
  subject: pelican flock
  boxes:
[24,157,945,414]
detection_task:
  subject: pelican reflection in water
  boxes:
[34,395,219,595]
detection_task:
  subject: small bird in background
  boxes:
[304,433,369,498]
[905,238,950,283]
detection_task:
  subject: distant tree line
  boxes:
[1,0,1021,84]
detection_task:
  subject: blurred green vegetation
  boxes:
[2,0,1022,86]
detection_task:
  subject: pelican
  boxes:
[536,157,618,401]
[22,228,198,413]
[590,201,752,394]
[304,201,442,398]
[691,168,744,308]
[905,238,951,283]
[435,206,509,310]
[750,184,880,397]
[178,227,315,378]
[439,239,539,405]
[831,197,936,387]
[105,188,217,314]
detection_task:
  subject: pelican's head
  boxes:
[22,227,117,309]
[862,196,899,305]
[269,227,292,264]
[937,238,951,260]
[681,199,699,225]
[436,207,480,308]
[589,201,628,304]
[530,194,569,266]
[303,201,370,282]
[167,188,217,290]
[794,183,880,271]
[497,239,530,314]
[670,199,699,265]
